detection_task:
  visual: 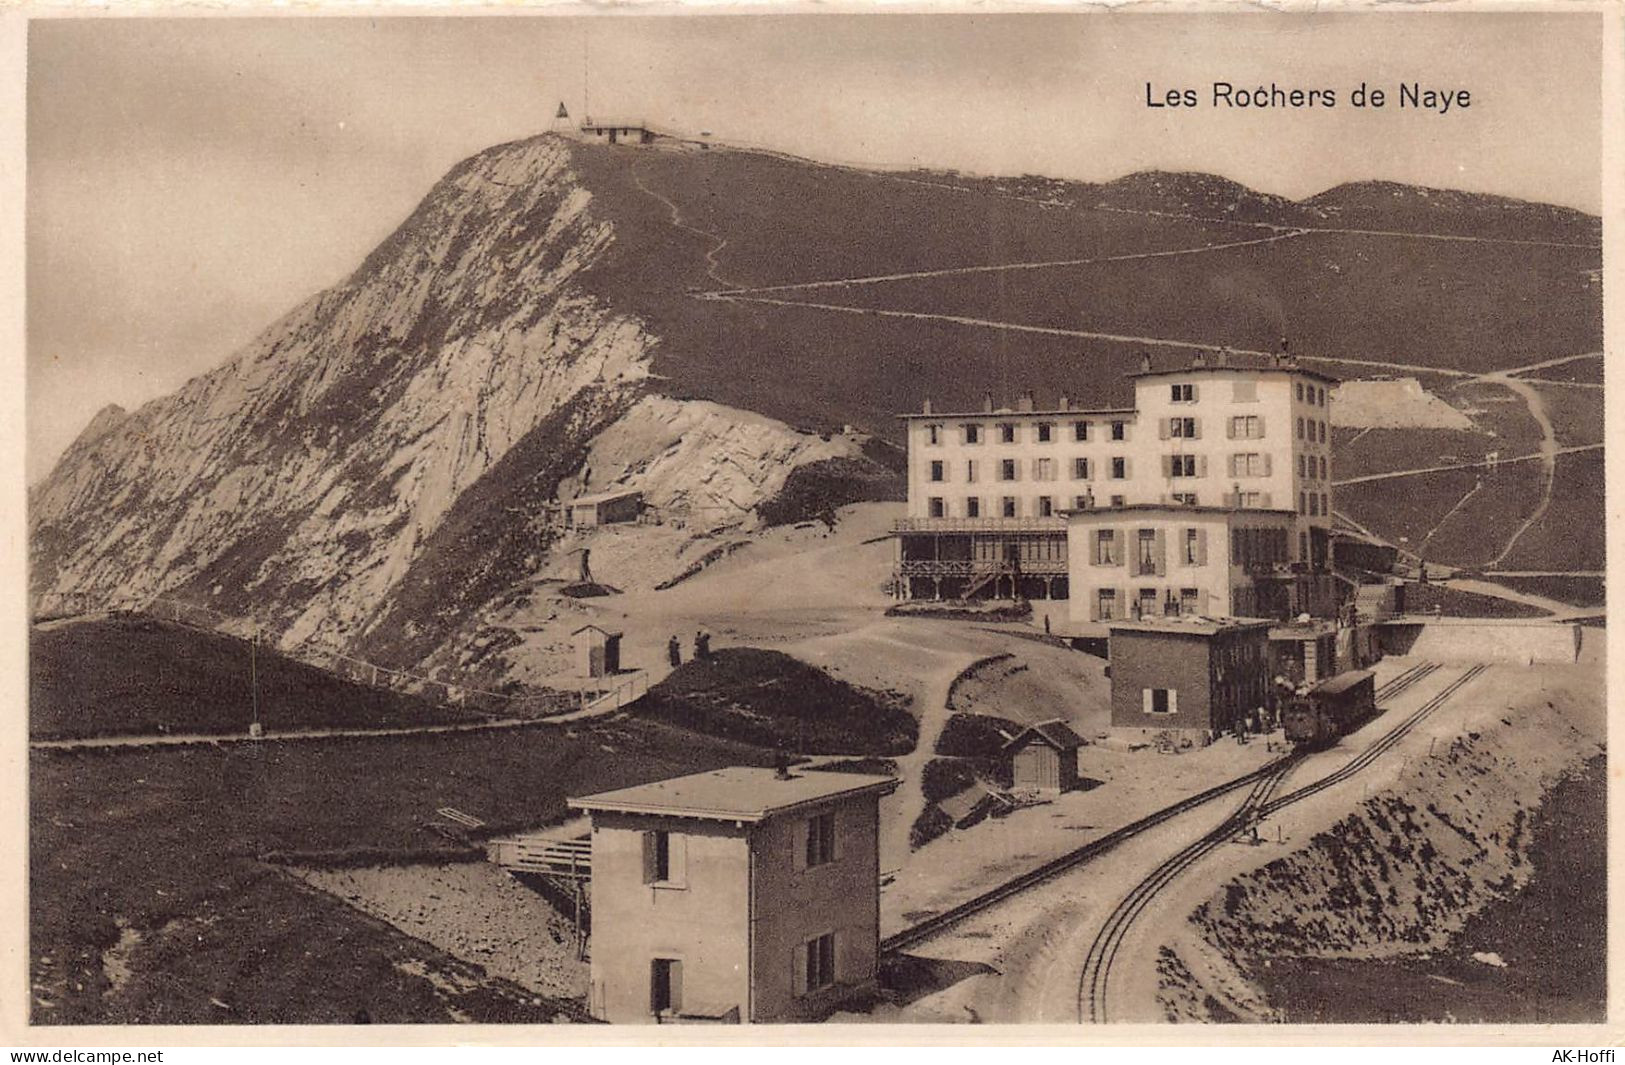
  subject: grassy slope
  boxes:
[634,647,918,755]
[30,616,483,741]
[1497,450,1606,572]
[31,715,773,1023]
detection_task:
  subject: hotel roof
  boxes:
[1126,353,1341,386]
[896,406,1137,421]
[568,767,899,823]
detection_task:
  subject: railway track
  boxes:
[1077,661,1486,1023]
[881,661,1441,955]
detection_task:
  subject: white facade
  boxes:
[895,357,1338,608]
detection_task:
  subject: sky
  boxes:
[25,12,1604,482]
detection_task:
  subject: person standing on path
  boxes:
[667,635,681,668]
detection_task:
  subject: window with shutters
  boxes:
[1295,382,1305,403]
[1310,494,1320,517]
[999,423,1017,444]
[1094,530,1117,565]
[929,460,945,482]
[1034,457,1055,481]
[1169,454,1197,478]
[803,933,836,993]
[1229,415,1263,440]
[1111,421,1127,441]
[1299,454,1308,478]
[1183,528,1201,565]
[805,812,836,867]
[1074,495,1091,510]
[1038,496,1054,517]
[1137,529,1158,575]
[1235,490,1263,507]
[1318,420,1327,444]
[928,497,945,518]
[1180,588,1200,615]
[1172,492,1197,506]
[1299,492,1308,515]
[1170,383,1195,403]
[926,424,942,445]
[1002,496,1018,518]
[1072,457,1090,480]
[1232,452,1265,477]
[1097,588,1117,620]
[1000,459,1017,481]
[1073,420,1090,442]
[650,958,683,1015]
[1111,457,1127,479]
[1320,456,1328,480]
[963,423,981,445]
[1170,417,1197,438]
[1144,688,1176,715]
[966,460,978,482]
[966,497,981,518]
[1037,422,1054,443]
[1110,494,1126,507]
[1297,417,1305,440]
[643,831,686,887]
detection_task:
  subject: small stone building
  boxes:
[569,767,899,1024]
[573,624,623,679]
[1002,719,1085,794]
[1108,617,1272,744]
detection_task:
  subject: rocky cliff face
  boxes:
[30,134,881,677]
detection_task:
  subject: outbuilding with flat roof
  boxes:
[1108,616,1272,744]
[568,767,899,1024]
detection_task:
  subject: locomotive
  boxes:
[1282,669,1378,748]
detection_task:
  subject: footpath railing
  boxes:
[30,589,583,719]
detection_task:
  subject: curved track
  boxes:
[1078,661,1485,1023]
[882,661,1441,955]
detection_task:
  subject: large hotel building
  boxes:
[894,351,1341,633]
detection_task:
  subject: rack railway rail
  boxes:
[881,660,1444,955]
[1078,661,1487,1023]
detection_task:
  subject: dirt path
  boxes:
[29,714,556,752]
[701,231,1310,298]
[1484,376,1560,568]
[631,162,736,289]
[1501,351,1604,380]
[711,293,1483,380]
[1331,442,1601,486]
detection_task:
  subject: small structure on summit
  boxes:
[568,766,898,1024]
[578,120,662,146]
[573,624,624,679]
[1002,719,1086,794]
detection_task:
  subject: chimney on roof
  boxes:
[1018,391,1035,413]
[1139,352,1153,373]
[1059,394,1070,411]
[1193,351,1207,368]
[983,393,995,413]
[922,397,933,415]
[1216,347,1230,367]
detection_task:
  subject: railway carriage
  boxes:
[1283,668,1378,748]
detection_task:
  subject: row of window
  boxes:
[926,494,1127,519]
[922,420,1131,446]
[1090,527,1210,569]
[1094,586,1205,622]
[1299,453,1330,481]
[1168,380,1263,404]
[1300,491,1331,518]
[1295,381,1329,408]
[640,812,838,889]
[1297,416,1328,445]
[649,930,839,1016]
[928,456,1132,483]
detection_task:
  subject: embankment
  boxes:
[1155,665,1604,1023]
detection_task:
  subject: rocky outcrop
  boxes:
[29,134,888,680]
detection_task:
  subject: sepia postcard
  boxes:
[3,4,1619,1048]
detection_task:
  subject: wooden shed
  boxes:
[568,489,642,528]
[573,624,623,679]
[1002,719,1085,794]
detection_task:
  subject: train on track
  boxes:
[1282,669,1379,748]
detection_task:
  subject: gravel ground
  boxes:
[297,861,589,999]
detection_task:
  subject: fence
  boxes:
[31,589,583,719]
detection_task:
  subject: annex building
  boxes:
[894,350,1340,632]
